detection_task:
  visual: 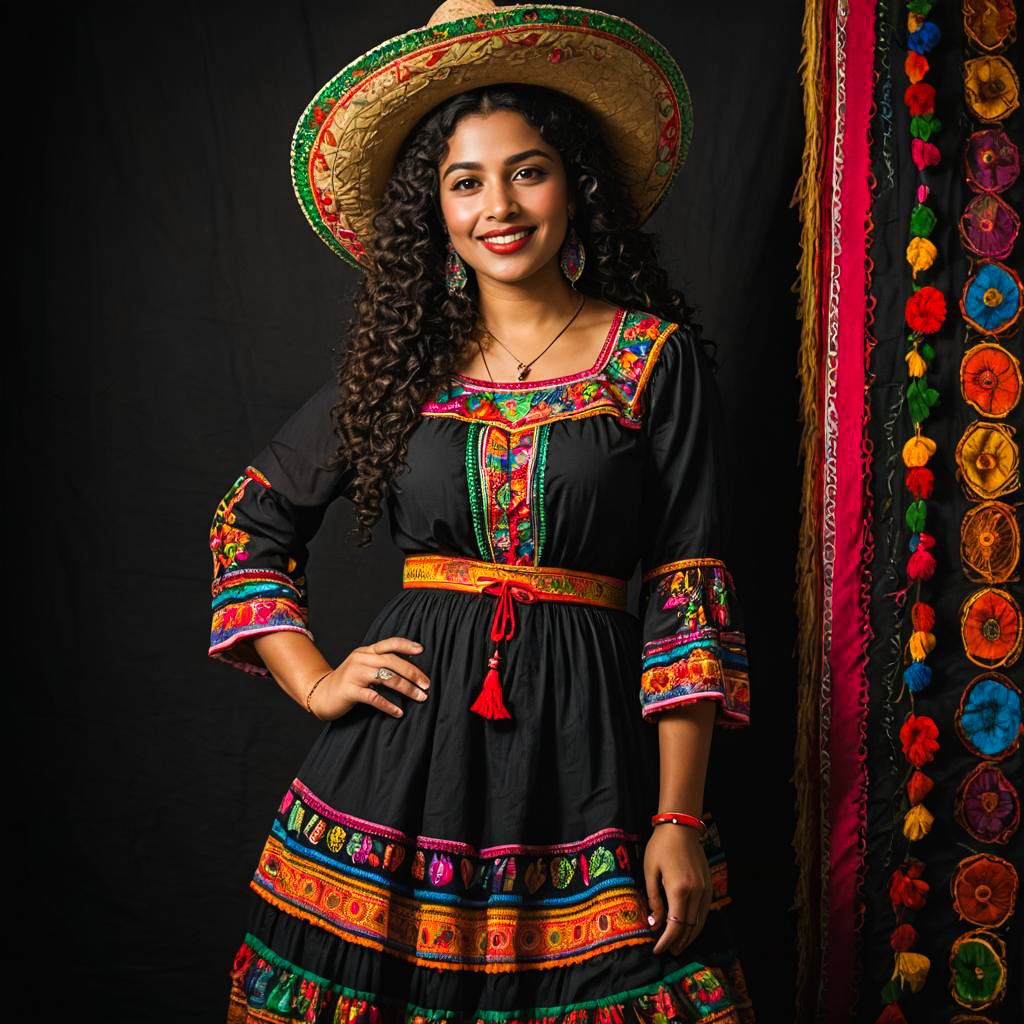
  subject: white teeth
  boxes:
[483,229,532,244]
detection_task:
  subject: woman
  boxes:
[209,2,754,1020]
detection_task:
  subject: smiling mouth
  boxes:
[478,226,536,251]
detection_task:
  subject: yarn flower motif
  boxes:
[960,343,1021,417]
[949,931,1008,1009]
[963,0,1017,52]
[960,587,1022,668]
[956,673,1023,759]
[955,421,1020,499]
[899,714,939,767]
[961,261,1022,334]
[952,853,1018,928]
[955,762,1020,844]
[905,286,947,333]
[959,193,1020,260]
[965,129,1020,193]
[960,500,1020,583]
[964,55,1021,123]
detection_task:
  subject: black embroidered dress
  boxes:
[208,308,754,1022]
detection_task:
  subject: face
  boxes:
[438,107,571,287]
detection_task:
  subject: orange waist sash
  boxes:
[402,554,628,723]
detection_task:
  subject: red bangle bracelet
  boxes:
[651,811,707,835]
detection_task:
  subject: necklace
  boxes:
[474,295,587,383]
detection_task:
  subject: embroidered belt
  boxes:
[402,554,628,723]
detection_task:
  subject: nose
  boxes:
[485,180,520,222]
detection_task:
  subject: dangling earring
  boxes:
[560,224,585,285]
[446,242,468,294]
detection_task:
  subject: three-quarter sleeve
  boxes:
[207,376,354,675]
[637,323,750,727]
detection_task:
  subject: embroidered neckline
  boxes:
[422,310,678,430]
[451,307,627,391]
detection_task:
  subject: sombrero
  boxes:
[290,0,693,270]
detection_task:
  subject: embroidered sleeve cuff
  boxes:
[208,568,313,676]
[638,558,750,727]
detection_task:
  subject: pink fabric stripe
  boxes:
[826,2,875,1019]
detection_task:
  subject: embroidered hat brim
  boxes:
[290,3,693,269]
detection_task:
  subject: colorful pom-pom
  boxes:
[904,466,934,499]
[904,661,933,693]
[911,601,935,631]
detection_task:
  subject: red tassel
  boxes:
[469,649,512,720]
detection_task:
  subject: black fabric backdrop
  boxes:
[15,3,804,1020]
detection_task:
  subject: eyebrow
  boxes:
[442,149,553,180]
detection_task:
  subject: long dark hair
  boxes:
[331,83,710,547]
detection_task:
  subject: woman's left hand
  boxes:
[643,823,712,955]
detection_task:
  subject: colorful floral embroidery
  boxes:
[248,778,733,973]
[466,421,551,565]
[639,558,750,727]
[209,467,269,575]
[208,467,313,673]
[422,310,679,430]
[227,931,754,1023]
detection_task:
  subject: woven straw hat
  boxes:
[290,1,692,269]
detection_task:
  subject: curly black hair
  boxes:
[330,83,711,547]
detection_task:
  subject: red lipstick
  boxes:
[478,226,536,253]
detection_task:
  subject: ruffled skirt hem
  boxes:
[226,931,755,1023]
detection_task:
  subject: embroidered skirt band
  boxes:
[401,555,629,723]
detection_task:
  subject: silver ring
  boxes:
[374,667,394,681]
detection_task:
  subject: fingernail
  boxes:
[416,691,427,701]
[648,914,656,926]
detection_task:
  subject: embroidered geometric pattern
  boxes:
[209,568,310,664]
[640,558,750,726]
[247,779,733,973]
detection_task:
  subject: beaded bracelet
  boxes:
[651,811,707,836]
[304,670,333,717]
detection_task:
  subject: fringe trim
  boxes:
[789,0,827,1021]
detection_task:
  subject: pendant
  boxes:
[516,364,530,381]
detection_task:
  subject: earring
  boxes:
[446,242,468,294]
[560,224,585,285]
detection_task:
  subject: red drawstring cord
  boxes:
[468,576,541,720]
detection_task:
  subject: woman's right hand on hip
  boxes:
[309,636,430,720]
